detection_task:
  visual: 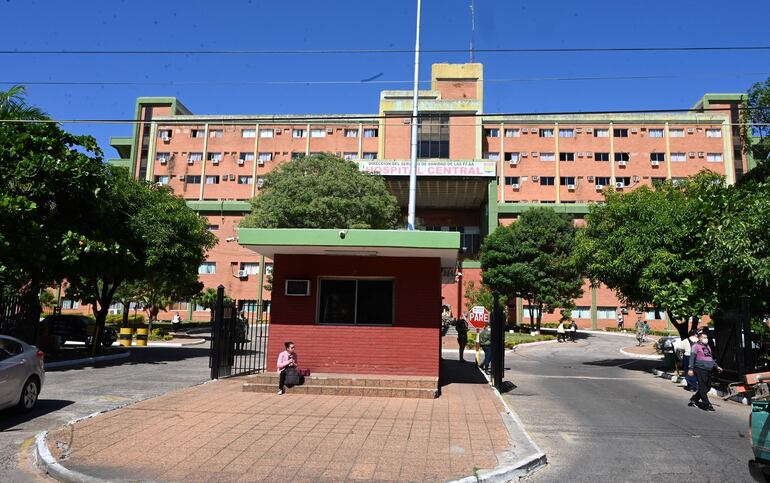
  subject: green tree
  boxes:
[240,153,400,229]
[481,207,584,333]
[192,287,232,322]
[0,87,109,294]
[65,170,216,353]
[575,172,728,338]
[464,281,509,323]
[745,77,770,169]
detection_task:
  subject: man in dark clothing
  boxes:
[479,323,492,373]
[688,332,722,411]
[456,317,469,362]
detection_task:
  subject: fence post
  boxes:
[492,290,504,390]
[210,285,225,380]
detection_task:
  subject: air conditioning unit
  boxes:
[237,270,248,279]
[275,128,282,134]
[238,159,245,166]
[258,159,265,166]
[511,183,520,189]
[326,128,334,134]
[187,158,194,165]
[161,134,170,143]
[578,152,584,158]
[179,175,186,181]
[587,175,595,182]
[521,152,529,157]
[159,158,167,165]
[633,176,641,182]
[576,128,582,133]
[532,175,539,181]
[651,160,660,166]
[595,184,604,191]
[586,152,593,158]
[615,182,625,189]
[689,152,696,158]
[586,128,593,133]
[229,174,236,181]
[567,184,576,190]
[532,152,539,157]
[257,178,265,188]
[618,160,627,166]
[212,159,220,165]
[687,128,694,134]
[631,128,638,133]
[698,152,704,158]
[509,159,519,166]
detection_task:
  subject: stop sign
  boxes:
[467,306,489,329]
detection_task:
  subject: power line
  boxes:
[2,72,768,87]
[2,46,770,56]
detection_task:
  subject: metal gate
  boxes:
[713,296,755,382]
[209,285,269,379]
[0,288,42,344]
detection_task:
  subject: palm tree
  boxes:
[0,86,48,120]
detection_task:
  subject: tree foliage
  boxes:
[480,207,583,332]
[745,77,770,166]
[240,153,400,229]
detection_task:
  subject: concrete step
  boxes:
[241,372,438,399]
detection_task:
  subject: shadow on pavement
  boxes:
[440,359,488,387]
[583,358,663,374]
[0,399,74,431]
[45,346,211,372]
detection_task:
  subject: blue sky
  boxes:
[2,0,770,157]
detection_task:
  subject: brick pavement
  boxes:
[46,359,518,482]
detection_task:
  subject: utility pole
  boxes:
[407,0,422,231]
[469,0,476,63]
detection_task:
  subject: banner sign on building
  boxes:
[358,160,496,177]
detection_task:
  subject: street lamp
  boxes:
[407,0,422,231]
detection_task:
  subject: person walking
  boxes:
[557,321,566,343]
[277,341,298,395]
[688,332,722,411]
[171,312,181,332]
[569,320,578,342]
[680,329,699,391]
[456,316,470,362]
[479,322,492,373]
[635,318,645,346]
[643,320,651,343]
[617,312,624,331]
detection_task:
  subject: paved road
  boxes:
[504,333,754,482]
[0,344,211,482]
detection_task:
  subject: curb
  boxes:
[619,347,664,360]
[145,338,206,347]
[34,431,104,483]
[44,350,130,370]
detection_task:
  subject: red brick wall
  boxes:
[267,254,442,376]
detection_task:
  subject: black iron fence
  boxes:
[0,288,41,344]
[209,285,269,379]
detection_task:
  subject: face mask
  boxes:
[700,338,708,345]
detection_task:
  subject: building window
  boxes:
[257,176,265,189]
[559,152,575,161]
[209,129,223,138]
[208,152,222,163]
[417,114,450,159]
[558,128,574,138]
[522,306,542,321]
[669,128,685,138]
[318,279,393,325]
[154,175,169,185]
[644,308,664,320]
[505,176,520,186]
[310,128,326,138]
[483,152,500,161]
[613,128,629,137]
[560,176,576,186]
[344,129,359,138]
[571,307,591,319]
[648,129,664,138]
[258,152,273,162]
[259,129,274,138]
[617,176,631,186]
[706,128,722,138]
[238,175,253,184]
[364,128,379,138]
[596,176,611,186]
[188,152,203,162]
[240,262,260,275]
[484,128,499,138]
[291,152,305,160]
[198,262,216,274]
[650,153,665,162]
[707,153,724,162]
[205,175,220,185]
[595,152,610,161]
[652,177,667,187]
[242,129,256,138]
[614,152,630,162]
[190,129,204,138]
[539,128,554,138]
[240,152,254,163]
[292,129,306,138]
[505,152,520,162]
[540,152,555,161]
[61,299,80,310]
[362,152,378,159]
[156,152,171,163]
[207,224,219,231]
[539,176,555,186]
[186,175,201,184]
[597,307,617,319]
[504,128,520,138]
[343,152,357,160]
[670,152,686,162]
[594,128,610,138]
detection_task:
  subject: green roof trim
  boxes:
[237,228,461,250]
[107,158,132,170]
[186,200,252,213]
[497,203,592,215]
[692,93,746,110]
[461,260,481,269]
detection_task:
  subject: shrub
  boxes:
[466,332,556,348]
[149,327,173,341]
[105,313,145,326]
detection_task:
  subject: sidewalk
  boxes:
[39,355,543,482]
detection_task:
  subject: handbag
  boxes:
[298,367,311,377]
[283,366,301,386]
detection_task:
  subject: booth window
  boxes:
[318,279,393,325]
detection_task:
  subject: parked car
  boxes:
[655,336,679,355]
[38,314,117,350]
[0,335,45,412]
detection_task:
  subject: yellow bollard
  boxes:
[135,327,148,346]
[119,327,133,347]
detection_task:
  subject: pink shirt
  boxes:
[277,350,297,372]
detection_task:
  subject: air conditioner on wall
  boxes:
[578,152,584,157]
[212,159,220,165]
[595,184,604,191]
[587,175,595,181]
[567,184,576,190]
[159,158,167,165]
[511,183,520,189]
[187,159,194,165]
[615,182,625,189]
[238,159,245,166]
[258,160,265,166]
[521,152,528,157]
[509,159,519,166]
[179,175,185,181]
[326,128,334,134]
[532,175,539,181]
[237,270,248,278]
[651,160,660,166]
[618,160,627,166]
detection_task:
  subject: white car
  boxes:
[0,335,45,412]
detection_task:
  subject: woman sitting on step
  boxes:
[277,341,298,395]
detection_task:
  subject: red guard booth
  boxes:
[237,228,460,394]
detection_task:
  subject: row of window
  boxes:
[197,261,274,275]
[485,151,724,163]
[156,175,263,186]
[158,127,379,140]
[484,127,722,138]
[504,175,673,188]
[522,306,664,321]
[158,151,378,164]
